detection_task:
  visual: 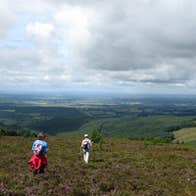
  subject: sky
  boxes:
[0,0,196,94]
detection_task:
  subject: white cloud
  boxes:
[53,5,95,54]
[26,22,54,40]
[1,0,196,93]
[0,0,17,38]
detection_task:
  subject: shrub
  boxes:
[90,128,103,144]
[0,128,35,137]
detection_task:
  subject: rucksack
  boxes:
[33,143,43,155]
[83,140,90,151]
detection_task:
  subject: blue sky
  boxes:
[1,0,196,94]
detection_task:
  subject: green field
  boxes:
[0,136,195,195]
[174,127,196,144]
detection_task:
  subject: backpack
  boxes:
[83,140,90,151]
[33,143,43,155]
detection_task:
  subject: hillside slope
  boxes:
[0,136,195,195]
[174,127,196,144]
[80,115,196,140]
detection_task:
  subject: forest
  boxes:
[0,93,196,143]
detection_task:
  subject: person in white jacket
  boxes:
[80,134,92,164]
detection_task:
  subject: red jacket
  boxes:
[28,154,47,171]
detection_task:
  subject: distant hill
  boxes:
[0,106,91,134]
[79,115,196,141]
[174,127,196,144]
[1,95,196,140]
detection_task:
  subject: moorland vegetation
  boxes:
[0,136,195,195]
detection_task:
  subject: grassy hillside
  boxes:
[174,127,196,144]
[80,115,196,140]
[0,136,195,195]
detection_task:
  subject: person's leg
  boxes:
[85,152,89,163]
[83,152,86,163]
[39,164,45,173]
[33,170,38,176]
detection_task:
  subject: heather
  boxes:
[0,136,195,195]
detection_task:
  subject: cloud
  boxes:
[26,22,54,40]
[0,0,196,93]
[0,0,17,38]
[81,0,196,70]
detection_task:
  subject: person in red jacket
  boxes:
[28,132,49,175]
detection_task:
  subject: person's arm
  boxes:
[80,140,84,148]
[45,142,49,153]
[32,141,35,151]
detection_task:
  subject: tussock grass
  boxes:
[0,136,196,195]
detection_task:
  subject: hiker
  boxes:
[80,134,92,164]
[28,132,49,175]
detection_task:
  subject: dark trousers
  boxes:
[33,164,46,175]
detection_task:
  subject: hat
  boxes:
[84,134,88,138]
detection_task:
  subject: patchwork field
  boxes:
[0,136,195,195]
